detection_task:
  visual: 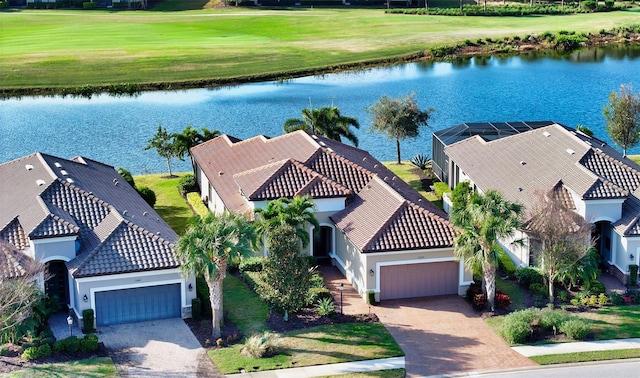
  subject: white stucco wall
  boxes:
[30,236,77,263]
[583,199,624,223]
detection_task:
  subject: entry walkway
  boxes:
[48,311,83,341]
[513,337,640,357]
[225,357,405,378]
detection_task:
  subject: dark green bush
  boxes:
[629,264,638,286]
[586,279,606,295]
[0,2,9,9]
[367,290,377,305]
[192,298,202,321]
[610,292,624,305]
[83,1,96,8]
[177,174,198,196]
[309,272,324,288]
[239,256,265,272]
[82,309,95,333]
[196,276,211,317]
[515,267,543,287]
[308,287,332,305]
[497,248,516,279]
[582,0,596,9]
[117,167,136,188]
[501,312,534,344]
[78,334,98,352]
[529,283,547,297]
[539,309,571,329]
[137,186,156,207]
[560,319,591,340]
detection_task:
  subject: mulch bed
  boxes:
[185,308,379,348]
[0,342,109,375]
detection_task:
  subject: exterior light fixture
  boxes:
[369,269,374,277]
[188,283,193,292]
[83,294,88,302]
[338,283,344,315]
[631,254,635,261]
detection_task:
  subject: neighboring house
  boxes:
[0,153,196,328]
[438,122,640,284]
[191,130,470,302]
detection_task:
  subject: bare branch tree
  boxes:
[524,186,592,303]
[0,241,43,337]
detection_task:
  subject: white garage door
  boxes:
[380,261,459,300]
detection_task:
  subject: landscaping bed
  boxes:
[0,344,110,375]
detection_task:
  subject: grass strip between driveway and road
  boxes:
[2,8,640,91]
[316,369,407,378]
[530,349,640,365]
[0,357,118,378]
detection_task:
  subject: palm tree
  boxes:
[367,92,433,164]
[284,106,360,147]
[449,189,522,311]
[175,211,255,339]
[174,125,221,171]
[254,195,320,249]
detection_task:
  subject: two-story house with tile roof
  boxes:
[0,153,196,328]
[192,130,471,302]
[439,122,640,284]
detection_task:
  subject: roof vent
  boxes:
[60,170,68,176]
[543,131,551,137]
[566,149,575,155]
[54,162,62,168]
[66,178,74,183]
[520,161,526,166]
[123,210,128,216]
[218,171,224,176]
[25,164,34,171]
[156,231,161,235]
[113,179,119,186]
[36,179,45,186]
[311,135,318,139]
[143,211,148,216]
[319,141,326,147]
[518,187,523,192]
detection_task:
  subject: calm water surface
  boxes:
[2,46,640,174]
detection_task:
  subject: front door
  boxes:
[45,260,69,307]
[313,226,332,258]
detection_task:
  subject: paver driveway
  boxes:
[321,266,536,377]
[99,318,221,377]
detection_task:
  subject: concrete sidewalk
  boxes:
[225,357,405,378]
[513,338,640,357]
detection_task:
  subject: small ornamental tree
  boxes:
[603,84,640,157]
[145,125,179,177]
[263,224,312,321]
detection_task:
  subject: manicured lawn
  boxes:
[530,348,640,365]
[575,304,640,340]
[134,173,195,234]
[495,276,527,311]
[2,8,639,90]
[0,357,118,377]
[383,161,441,207]
[213,274,402,374]
[209,322,403,374]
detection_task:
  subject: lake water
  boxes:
[2,46,640,174]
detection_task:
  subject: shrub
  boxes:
[309,271,324,288]
[0,345,9,356]
[497,248,516,279]
[466,284,486,310]
[560,319,591,340]
[558,290,568,302]
[529,283,547,297]
[239,256,265,272]
[539,309,570,329]
[82,1,96,8]
[410,154,431,170]
[308,287,332,305]
[582,0,596,9]
[0,1,9,9]
[78,334,98,352]
[598,293,608,307]
[82,309,95,333]
[433,182,451,198]
[515,267,543,287]
[53,338,68,353]
[177,174,198,196]
[495,292,512,309]
[629,264,639,286]
[137,186,156,207]
[610,292,624,305]
[192,298,202,321]
[21,346,40,361]
[117,167,136,188]
[501,315,531,344]
[240,332,281,358]
[366,290,377,305]
[315,297,336,317]
[186,192,209,218]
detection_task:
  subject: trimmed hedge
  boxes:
[186,192,209,218]
[515,267,543,287]
[82,309,95,333]
[177,174,198,197]
[499,308,591,345]
[433,182,451,198]
[238,256,265,272]
[497,247,516,279]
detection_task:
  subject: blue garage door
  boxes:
[95,284,181,326]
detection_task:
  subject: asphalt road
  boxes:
[457,359,640,378]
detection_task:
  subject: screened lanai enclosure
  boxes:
[432,121,555,184]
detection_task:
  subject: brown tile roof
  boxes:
[0,153,178,278]
[193,131,454,253]
[444,123,640,236]
[0,240,40,280]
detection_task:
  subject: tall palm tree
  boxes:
[450,189,522,311]
[174,125,221,171]
[254,195,320,249]
[175,211,255,339]
[284,106,360,147]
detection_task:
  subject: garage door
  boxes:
[95,283,181,326]
[380,261,458,300]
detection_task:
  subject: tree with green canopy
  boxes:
[450,189,522,311]
[603,84,640,157]
[254,195,320,249]
[175,211,256,339]
[144,125,179,177]
[367,92,433,164]
[284,106,360,147]
[173,125,220,171]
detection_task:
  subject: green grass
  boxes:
[530,348,640,365]
[383,161,441,207]
[0,357,118,377]
[224,275,269,336]
[317,369,406,378]
[628,154,640,166]
[575,304,640,340]
[209,322,403,374]
[134,173,195,234]
[496,276,526,311]
[1,8,639,90]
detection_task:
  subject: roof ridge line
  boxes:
[362,204,407,252]
[246,158,299,199]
